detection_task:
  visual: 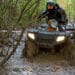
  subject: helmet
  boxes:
[47,0,54,3]
[46,0,55,10]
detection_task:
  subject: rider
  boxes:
[38,0,68,31]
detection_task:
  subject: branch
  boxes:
[0,28,25,66]
[29,0,41,18]
[2,0,13,14]
[16,0,32,24]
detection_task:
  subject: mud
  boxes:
[0,31,75,75]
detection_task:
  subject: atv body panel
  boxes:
[26,26,72,48]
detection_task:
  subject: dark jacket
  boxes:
[38,3,68,25]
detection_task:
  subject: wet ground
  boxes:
[0,31,75,75]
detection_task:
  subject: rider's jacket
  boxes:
[38,2,68,25]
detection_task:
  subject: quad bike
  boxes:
[23,19,75,64]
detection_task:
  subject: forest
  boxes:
[0,0,75,29]
[0,0,75,69]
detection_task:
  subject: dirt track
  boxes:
[0,31,75,75]
[0,49,75,75]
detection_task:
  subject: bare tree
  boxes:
[0,0,41,66]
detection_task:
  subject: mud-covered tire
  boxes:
[73,32,75,43]
[23,40,39,58]
[61,39,75,65]
[54,45,62,53]
[67,43,75,65]
[61,39,71,59]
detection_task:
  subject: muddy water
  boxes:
[0,44,75,75]
[0,32,75,75]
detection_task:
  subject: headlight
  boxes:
[56,36,65,42]
[28,33,35,40]
[70,33,73,37]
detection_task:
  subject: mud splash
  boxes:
[0,32,75,75]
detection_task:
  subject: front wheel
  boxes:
[23,40,39,58]
[61,39,75,65]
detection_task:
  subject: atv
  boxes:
[23,19,75,61]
